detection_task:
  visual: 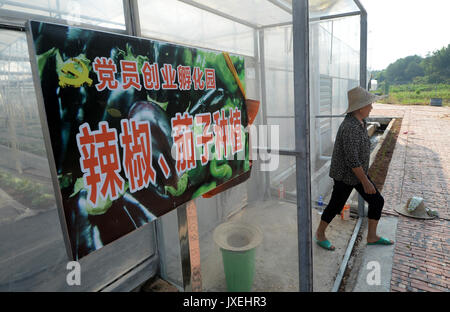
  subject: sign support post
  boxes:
[177,203,192,292]
[177,199,202,292]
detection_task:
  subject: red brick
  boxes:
[391,286,406,292]
[373,104,449,293]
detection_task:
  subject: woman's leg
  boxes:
[316,180,354,246]
[367,219,380,243]
[354,177,393,243]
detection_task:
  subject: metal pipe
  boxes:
[123,0,141,37]
[353,0,367,15]
[176,204,192,292]
[358,3,368,89]
[331,217,363,292]
[319,155,332,161]
[357,0,368,216]
[314,114,345,118]
[317,10,361,21]
[258,28,272,200]
[259,10,361,30]
[255,148,300,157]
[293,0,313,292]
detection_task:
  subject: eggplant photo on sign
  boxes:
[27,20,257,260]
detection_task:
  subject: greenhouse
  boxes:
[0,0,370,292]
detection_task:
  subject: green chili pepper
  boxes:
[221,98,237,113]
[117,43,149,72]
[77,181,129,216]
[59,173,73,189]
[70,177,85,198]
[188,160,208,186]
[210,158,232,180]
[84,194,113,216]
[183,49,193,66]
[244,159,250,172]
[192,181,217,199]
[205,53,238,94]
[165,172,188,197]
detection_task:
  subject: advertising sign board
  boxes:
[27,21,252,260]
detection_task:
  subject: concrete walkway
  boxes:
[363,104,450,292]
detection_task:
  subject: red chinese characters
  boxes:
[205,68,216,90]
[141,62,160,90]
[213,109,229,160]
[161,64,178,90]
[119,119,156,193]
[76,122,125,206]
[192,67,205,90]
[120,60,141,90]
[76,124,101,205]
[92,57,118,91]
[195,113,214,165]
[229,108,243,155]
[92,55,216,92]
[177,65,192,91]
[171,112,197,175]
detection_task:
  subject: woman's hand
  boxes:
[362,180,376,194]
[352,167,376,194]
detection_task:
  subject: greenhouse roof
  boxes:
[178,0,365,28]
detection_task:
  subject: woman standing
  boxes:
[315,86,394,251]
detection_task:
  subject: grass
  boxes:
[373,83,450,106]
[0,168,55,209]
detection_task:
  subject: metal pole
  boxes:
[123,0,142,37]
[292,0,313,292]
[357,0,368,217]
[357,1,368,89]
[258,28,272,200]
[246,29,264,203]
[176,204,192,292]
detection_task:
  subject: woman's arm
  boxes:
[351,166,376,194]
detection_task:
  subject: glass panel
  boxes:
[0,29,156,291]
[282,0,361,19]
[263,25,295,151]
[196,154,300,291]
[310,15,360,197]
[309,0,360,19]
[138,0,254,56]
[308,13,360,291]
[187,0,292,27]
[0,0,125,29]
[139,10,300,288]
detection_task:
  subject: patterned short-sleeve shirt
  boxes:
[329,113,370,185]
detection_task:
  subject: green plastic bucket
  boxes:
[213,222,263,292]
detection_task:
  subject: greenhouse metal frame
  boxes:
[0,0,367,292]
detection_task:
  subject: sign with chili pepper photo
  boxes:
[27,21,255,260]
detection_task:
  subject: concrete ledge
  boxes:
[352,216,398,292]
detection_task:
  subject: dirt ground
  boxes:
[368,118,403,192]
[197,199,356,292]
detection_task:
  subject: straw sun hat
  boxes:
[394,197,438,220]
[344,86,381,114]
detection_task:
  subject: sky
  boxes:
[359,0,450,71]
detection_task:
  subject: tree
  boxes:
[423,44,450,83]
[405,62,424,80]
[385,55,423,84]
